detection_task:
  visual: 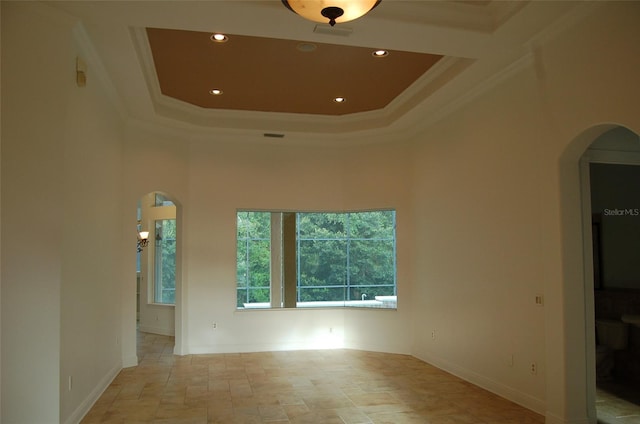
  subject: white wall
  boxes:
[411,63,548,412]
[410,2,640,423]
[1,1,4,417]
[59,30,125,424]
[2,3,67,422]
[1,2,125,423]
[2,2,640,424]
[121,127,415,356]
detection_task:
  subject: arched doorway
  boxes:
[579,127,640,422]
[559,124,640,424]
[136,191,183,358]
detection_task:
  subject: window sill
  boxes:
[236,306,397,311]
[237,297,397,311]
[147,302,175,308]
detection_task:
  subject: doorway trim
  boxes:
[547,123,638,424]
[574,126,640,423]
[134,191,185,359]
[555,124,615,424]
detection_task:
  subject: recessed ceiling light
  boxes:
[372,50,388,57]
[210,33,228,43]
[333,97,346,103]
[209,89,223,95]
[297,42,317,52]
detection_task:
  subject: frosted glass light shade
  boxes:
[282,0,381,26]
[139,231,150,240]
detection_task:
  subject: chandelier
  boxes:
[281,0,381,26]
[137,221,149,253]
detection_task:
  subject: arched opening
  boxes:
[135,191,183,359]
[580,127,640,423]
[559,124,640,424]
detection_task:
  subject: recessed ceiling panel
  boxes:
[146,28,443,116]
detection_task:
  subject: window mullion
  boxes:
[282,212,297,308]
[346,213,350,302]
[245,236,250,305]
[270,213,283,308]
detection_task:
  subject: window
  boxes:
[237,210,397,309]
[236,211,271,306]
[155,193,175,207]
[154,219,176,304]
[137,192,177,308]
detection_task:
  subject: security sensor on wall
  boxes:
[76,57,87,87]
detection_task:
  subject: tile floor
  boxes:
[80,332,546,423]
[82,333,640,424]
[597,381,640,424]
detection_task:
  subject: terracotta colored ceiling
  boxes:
[146,28,443,116]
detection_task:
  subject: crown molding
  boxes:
[130,26,472,137]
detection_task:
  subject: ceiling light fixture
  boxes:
[210,33,228,43]
[137,231,149,252]
[209,89,223,95]
[281,0,381,27]
[333,97,346,103]
[372,49,389,57]
[137,221,149,253]
[297,42,317,53]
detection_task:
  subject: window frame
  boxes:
[153,218,177,304]
[141,201,177,306]
[236,209,397,310]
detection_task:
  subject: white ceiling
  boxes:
[48,0,583,143]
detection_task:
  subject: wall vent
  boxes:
[313,24,353,37]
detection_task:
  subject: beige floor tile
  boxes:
[618,416,640,424]
[207,405,235,423]
[282,403,311,414]
[81,331,567,424]
[286,408,344,424]
[106,398,160,421]
[335,406,374,424]
[369,410,432,424]
[300,392,355,410]
[259,404,289,421]
[155,403,207,420]
[277,392,306,406]
[347,391,404,407]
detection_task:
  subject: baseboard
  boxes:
[544,413,592,424]
[138,325,175,336]
[63,361,121,424]
[343,338,411,355]
[187,340,346,355]
[413,350,545,415]
[187,338,409,356]
[122,353,138,368]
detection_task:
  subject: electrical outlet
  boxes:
[68,376,73,391]
[530,362,537,375]
[431,330,436,340]
[329,327,333,333]
[212,322,217,330]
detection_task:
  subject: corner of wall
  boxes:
[63,360,122,424]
